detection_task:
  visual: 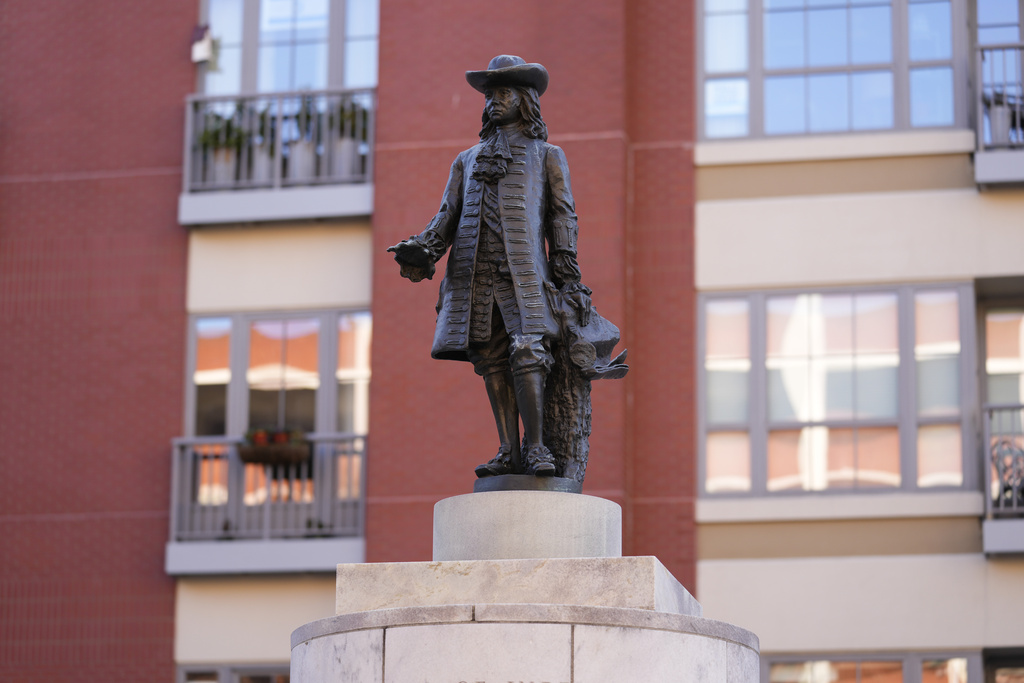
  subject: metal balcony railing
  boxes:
[984,404,1024,518]
[183,88,375,193]
[169,433,365,541]
[976,44,1023,151]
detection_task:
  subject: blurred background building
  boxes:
[0,0,1022,681]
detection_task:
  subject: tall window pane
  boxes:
[344,0,380,87]
[986,309,1024,404]
[248,318,320,433]
[337,312,372,434]
[916,290,960,417]
[706,299,751,423]
[909,1,953,61]
[259,0,330,92]
[195,318,232,436]
[205,0,244,94]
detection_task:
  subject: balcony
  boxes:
[975,44,1024,186]
[165,433,366,575]
[983,404,1024,554]
[178,88,375,226]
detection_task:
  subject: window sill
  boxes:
[178,183,373,225]
[165,537,364,575]
[695,129,976,167]
[696,490,984,524]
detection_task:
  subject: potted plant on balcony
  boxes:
[238,428,311,466]
[198,106,243,185]
[288,94,319,182]
[330,97,369,180]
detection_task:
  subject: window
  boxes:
[188,309,371,438]
[180,666,289,683]
[978,0,1022,44]
[202,0,379,95]
[699,0,965,137]
[766,654,977,683]
[699,284,974,495]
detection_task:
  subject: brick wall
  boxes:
[0,1,193,680]
[368,0,697,589]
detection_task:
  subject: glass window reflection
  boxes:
[195,318,232,437]
[986,309,1024,404]
[766,76,808,134]
[808,9,848,66]
[851,71,894,129]
[909,2,952,61]
[765,11,806,69]
[809,73,850,132]
[706,431,752,492]
[851,5,892,63]
[705,78,750,137]
[910,67,954,127]
[248,318,320,433]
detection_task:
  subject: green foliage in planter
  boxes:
[197,102,245,152]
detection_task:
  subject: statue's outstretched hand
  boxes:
[562,281,593,327]
[388,238,436,282]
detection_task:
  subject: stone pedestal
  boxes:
[434,491,622,560]
[292,491,759,683]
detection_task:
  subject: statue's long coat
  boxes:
[419,134,580,362]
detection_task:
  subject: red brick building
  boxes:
[11,0,1022,680]
[0,0,697,680]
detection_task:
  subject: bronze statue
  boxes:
[389,55,627,485]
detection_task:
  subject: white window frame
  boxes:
[183,308,372,439]
[696,0,971,138]
[697,282,979,497]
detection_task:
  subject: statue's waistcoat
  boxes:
[431,137,569,361]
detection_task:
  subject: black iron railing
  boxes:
[984,404,1024,518]
[977,44,1023,150]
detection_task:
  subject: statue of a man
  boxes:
[389,55,605,480]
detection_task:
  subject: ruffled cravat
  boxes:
[472,128,512,184]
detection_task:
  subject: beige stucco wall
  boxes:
[175,575,336,664]
[696,188,1024,291]
[697,554,1024,652]
[187,221,372,313]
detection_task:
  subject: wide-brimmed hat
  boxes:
[466,55,549,96]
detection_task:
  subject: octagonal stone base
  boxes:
[292,603,759,683]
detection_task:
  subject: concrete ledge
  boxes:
[178,183,373,225]
[695,129,975,166]
[697,491,984,523]
[975,150,1024,185]
[293,602,758,652]
[983,518,1024,554]
[433,491,621,560]
[166,537,364,575]
[334,556,700,617]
